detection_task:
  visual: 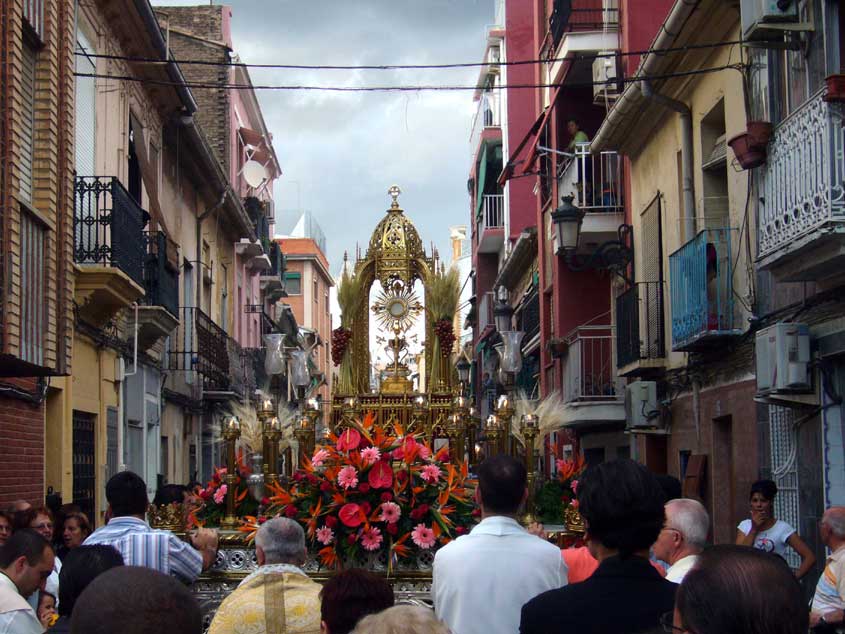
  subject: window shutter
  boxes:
[75,31,96,176]
[19,42,36,203]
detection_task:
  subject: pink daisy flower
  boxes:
[379,501,401,524]
[360,527,383,551]
[337,465,359,490]
[411,523,436,549]
[316,526,334,545]
[213,484,227,505]
[311,449,329,467]
[360,446,381,465]
[420,464,441,483]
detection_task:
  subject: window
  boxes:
[285,272,301,295]
[313,278,318,303]
[19,40,36,203]
[325,290,330,315]
[75,28,96,176]
[20,210,46,365]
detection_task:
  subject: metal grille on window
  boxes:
[19,41,36,203]
[72,411,96,521]
[20,211,45,365]
[770,404,801,569]
[640,195,665,359]
[106,407,118,480]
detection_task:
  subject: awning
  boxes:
[497,107,546,186]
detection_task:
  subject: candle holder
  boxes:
[257,397,276,480]
[494,394,514,457]
[409,394,428,435]
[446,412,466,464]
[220,415,241,529]
[484,414,503,458]
[294,414,315,468]
[265,416,282,485]
[519,414,539,526]
[340,396,359,432]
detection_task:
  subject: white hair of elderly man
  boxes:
[254,517,307,566]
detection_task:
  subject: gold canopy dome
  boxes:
[364,185,431,286]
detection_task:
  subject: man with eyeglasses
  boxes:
[652,499,709,584]
[0,529,55,634]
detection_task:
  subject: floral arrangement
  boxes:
[534,455,586,525]
[189,451,261,528]
[240,412,476,570]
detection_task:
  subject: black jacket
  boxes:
[520,555,677,634]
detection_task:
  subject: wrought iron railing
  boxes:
[563,325,621,402]
[469,91,502,154]
[73,176,148,288]
[142,231,179,318]
[267,240,285,278]
[557,143,623,212]
[244,304,263,314]
[550,0,619,51]
[169,307,230,391]
[758,90,845,261]
[241,347,266,394]
[615,281,666,368]
[519,291,541,342]
[478,194,504,231]
[669,228,740,350]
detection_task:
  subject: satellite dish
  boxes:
[242,160,267,188]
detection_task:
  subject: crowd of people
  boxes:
[0,457,843,633]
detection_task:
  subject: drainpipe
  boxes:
[118,303,140,472]
[641,81,695,240]
[196,190,228,309]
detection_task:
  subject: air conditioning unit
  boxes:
[592,53,619,103]
[487,45,501,66]
[755,322,811,394]
[741,0,800,40]
[625,381,658,429]
[264,199,275,224]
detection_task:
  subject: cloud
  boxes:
[153,0,492,269]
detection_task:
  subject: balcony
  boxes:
[560,324,625,430]
[478,291,496,332]
[557,143,624,253]
[757,91,845,282]
[518,290,541,352]
[260,241,286,299]
[669,228,742,351]
[169,307,231,395]
[469,91,502,161]
[547,0,619,83]
[615,282,666,373]
[477,194,505,253]
[133,231,180,351]
[73,176,147,325]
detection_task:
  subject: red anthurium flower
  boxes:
[339,503,364,527]
[336,428,361,452]
[368,461,394,489]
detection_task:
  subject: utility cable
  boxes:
[73,63,745,92]
[74,39,745,71]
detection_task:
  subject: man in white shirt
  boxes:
[652,497,709,583]
[0,529,55,634]
[810,507,845,630]
[432,454,567,634]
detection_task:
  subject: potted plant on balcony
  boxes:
[547,336,568,359]
[824,74,845,102]
[728,121,773,170]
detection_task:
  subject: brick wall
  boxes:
[0,380,45,506]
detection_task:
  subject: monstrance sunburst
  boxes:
[371,279,423,333]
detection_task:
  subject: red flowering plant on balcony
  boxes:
[239,412,476,570]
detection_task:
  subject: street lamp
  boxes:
[551,195,633,282]
[494,299,514,333]
[455,356,471,387]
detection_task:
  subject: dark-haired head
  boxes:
[71,566,201,634]
[655,473,682,502]
[0,529,54,598]
[105,471,149,517]
[320,568,395,634]
[676,545,807,634]
[577,459,665,557]
[750,479,777,501]
[58,545,124,616]
[152,484,189,507]
[476,454,527,516]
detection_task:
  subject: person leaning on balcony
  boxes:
[208,517,322,634]
[566,118,590,152]
[84,471,218,584]
[735,479,816,579]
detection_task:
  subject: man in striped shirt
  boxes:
[811,507,845,630]
[85,471,218,585]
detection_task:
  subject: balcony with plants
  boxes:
[757,90,845,282]
[669,227,742,351]
[73,176,148,325]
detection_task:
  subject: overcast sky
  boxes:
[154,0,495,275]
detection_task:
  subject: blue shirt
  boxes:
[84,516,203,584]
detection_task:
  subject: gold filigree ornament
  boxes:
[148,503,185,533]
[564,505,586,534]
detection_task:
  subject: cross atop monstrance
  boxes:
[388,184,401,209]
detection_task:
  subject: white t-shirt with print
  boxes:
[737,519,795,557]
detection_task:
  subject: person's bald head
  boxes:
[71,566,201,634]
[821,507,845,546]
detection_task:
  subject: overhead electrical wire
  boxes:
[74,39,745,71]
[73,63,744,92]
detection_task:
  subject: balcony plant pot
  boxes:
[728,131,767,170]
[746,121,773,148]
[547,337,568,359]
[824,74,845,102]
